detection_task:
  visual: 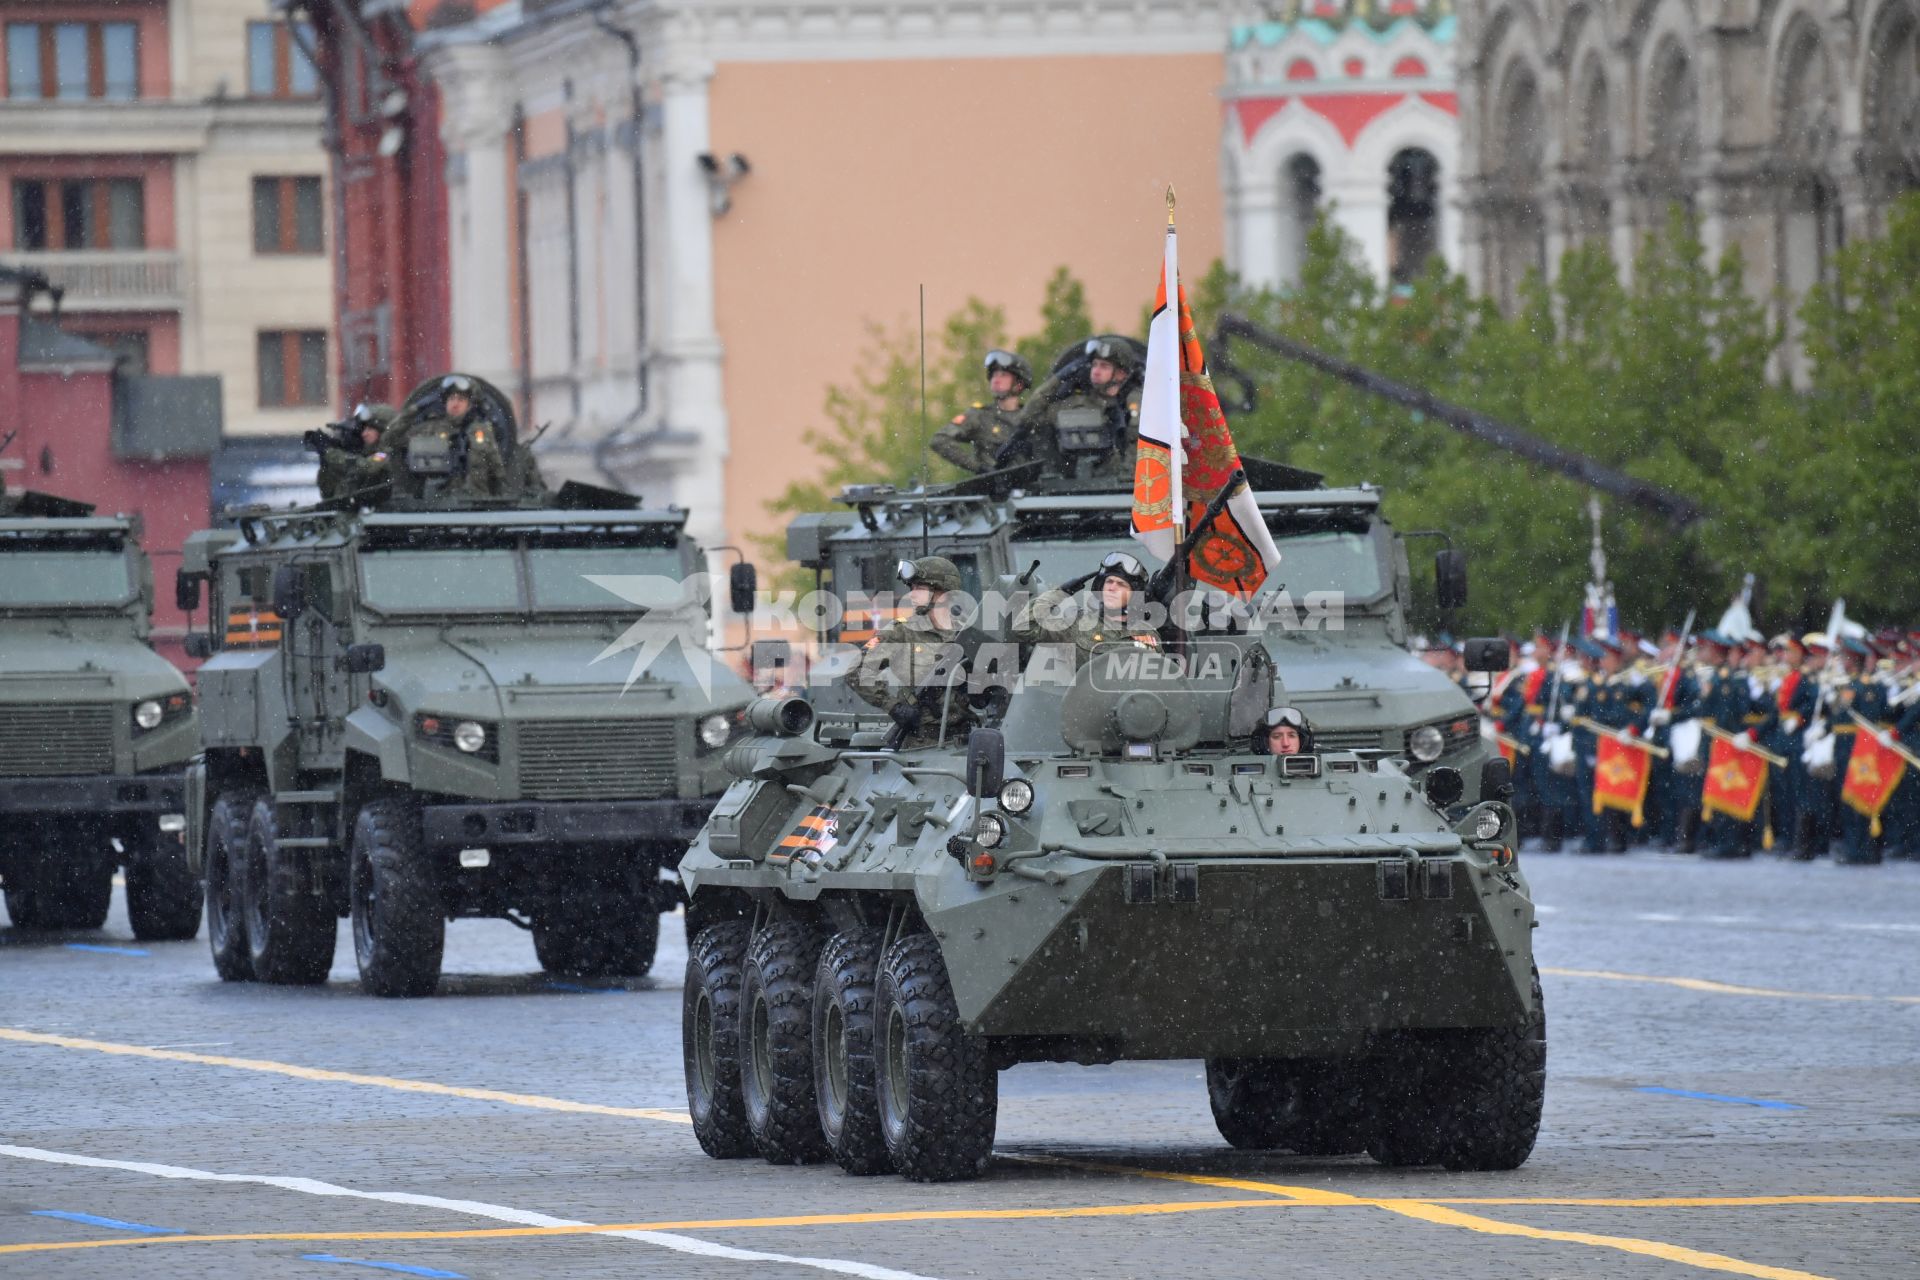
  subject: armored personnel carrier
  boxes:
[680,631,1542,1182]
[787,472,1490,787]
[176,375,756,994]
[0,490,201,938]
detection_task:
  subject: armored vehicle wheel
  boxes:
[874,932,997,1182]
[242,799,336,985]
[3,883,38,929]
[205,790,256,981]
[812,928,893,1176]
[350,798,445,998]
[740,919,830,1164]
[29,858,114,931]
[683,919,754,1158]
[1205,1058,1369,1155]
[126,833,204,941]
[534,879,660,979]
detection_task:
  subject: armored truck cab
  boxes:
[679,636,1542,1182]
[788,480,1488,786]
[0,501,201,937]
[179,502,755,994]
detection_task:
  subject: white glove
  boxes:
[1879,731,1896,750]
[1540,724,1561,743]
[1557,703,1575,723]
[1781,713,1801,733]
[1650,708,1672,727]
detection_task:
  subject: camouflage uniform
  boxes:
[1013,586,1162,663]
[317,404,397,504]
[931,350,1031,474]
[852,556,976,749]
[385,403,508,501]
[1002,337,1143,483]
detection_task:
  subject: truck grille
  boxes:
[0,703,116,775]
[1316,727,1384,752]
[515,719,680,801]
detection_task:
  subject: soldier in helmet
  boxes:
[385,374,509,501]
[999,335,1144,483]
[931,349,1032,474]
[316,402,397,504]
[1013,550,1164,662]
[853,555,979,749]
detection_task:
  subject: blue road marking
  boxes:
[31,1210,184,1233]
[302,1256,468,1278]
[545,981,627,994]
[63,943,150,957]
[1637,1086,1805,1111]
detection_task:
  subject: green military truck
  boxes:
[787,474,1490,788]
[177,493,757,996]
[0,491,201,937]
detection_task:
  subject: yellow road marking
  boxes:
[1542,967,1920,1005]
[1432,1195,1920,1208]
[1026,1159,1842,1280]
[0,1201,1307,1256]
[0,1028,690,1125]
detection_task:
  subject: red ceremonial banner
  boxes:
[1592,734,1656,826]
[1841,733,1908,837]
[1700,735,1769,823]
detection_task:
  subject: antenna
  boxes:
[917,283,931,556]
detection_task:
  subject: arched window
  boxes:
[1280,153,1322,284]
[1865,4,1920,193]
[1490,61,1548,309]
[1645,40,1699,220]
[1387,147,1440,285]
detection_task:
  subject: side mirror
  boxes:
[344,643,386,674]
[965,727,1005,798]
[729,562,758,616]
[1462,637,1510,673]
[182,633,214,660]
[1479,757,1514,802]
[271,564,307,620]
[1424,765,1465,809]
[175,570,202,613]
[1435,549,1468,611]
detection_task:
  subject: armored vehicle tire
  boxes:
[350,798,445,998]
[3,884,38,929]
[811,928,894,1176]
[874,932,998,1183]
[1205,1058,1369,1155]
[243,799,337,985]
[22,858,115,931]
[533,881,660,979]
[126,835,204,941]
[206,790,257,981]
[684,919,755,1158]
[740,919,830,1165]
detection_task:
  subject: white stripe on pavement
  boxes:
[0,1144,937,1280]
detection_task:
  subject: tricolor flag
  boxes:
[1130,199,1283,597]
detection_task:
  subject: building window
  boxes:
[258,331,329,408]
[1387,148,1441,286]
[247,21,318,99]
[253,177,324,254]
[4,21,139,100]
[11,178,144,250]
[88,330,150,373]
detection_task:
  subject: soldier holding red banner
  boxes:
[1573,635,1654,853]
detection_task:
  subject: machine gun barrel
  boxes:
[1210,313,1704,529]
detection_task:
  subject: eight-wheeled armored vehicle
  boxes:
[0,490,201,938]
[177,378,756,995]
[680,631,1543,1181]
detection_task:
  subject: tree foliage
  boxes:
[769,196,1920,632]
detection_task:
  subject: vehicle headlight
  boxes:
[1409,724,1446,763]
[1472,809,1504,841]
[453,720,487,754]
[699,713,732,750]
[997,778,1034,814]
[133,700,164,730]
[973,812,1006,849]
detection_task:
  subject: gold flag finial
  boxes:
[1166,185,1177,226]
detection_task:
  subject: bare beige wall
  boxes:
[708,52,1224,554]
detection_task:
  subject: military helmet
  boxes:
[350,402,395,433]
[898,555,963,594]
[1083,334,1142,375]
[1252,705,1316,755]
[1094,550,1149,590]
[983,348,1033,389]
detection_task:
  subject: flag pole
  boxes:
[1165,185,1184,550]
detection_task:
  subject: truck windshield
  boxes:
[0,549,133,607]
[359,543,685,613]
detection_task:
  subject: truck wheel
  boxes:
[874,931,997,1182]
[205,790,256,981]
[31,857,114,931]
[812,928,893,1175]
[126,834,204,942]
[683,919,754,1158]
[741,919,830,1164]
[350,798,444,998]
[1205,1059,1290,1149]
[3,883,38,929]
[1433,966,1546,1172]
[1206,1058,1368,1155]
[242,798,336,985]
[535,881,660,979]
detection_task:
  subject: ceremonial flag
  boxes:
[1592,734,1656,827]
[1131,196,1282,597]
[1841,732,1908,838]
[1700,735,1768,823]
